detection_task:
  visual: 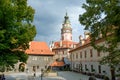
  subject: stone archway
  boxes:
[19,63,25,72]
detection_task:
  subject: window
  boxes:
[70,54,72,59]
[85,64,88,71]
[80,64,83,71]
[98,65,101,73]
[37,66,39,69]
[44,57,48,61]
[90,49,93,57]
[63,51,64,54]
[33,66,36,72]
[72,54,74,60]
[73,63,75,68]
[76,64,78,68]
[32,57,37,60]
[76,53,78,59]
[55,51,57,54]
[91,65,93,72]
[80,52,82,58]
[84,50,87,58]
[46,57,48,61]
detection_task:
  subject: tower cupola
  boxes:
[61,12,72,41]
[63,12,71,28]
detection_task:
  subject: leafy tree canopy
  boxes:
[79,0,120,66]
[0,0,36,68]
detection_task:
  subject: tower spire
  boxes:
[66,9,68,16]
[64,11,70,24]
[61,12,72,41]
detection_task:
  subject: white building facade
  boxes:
[69,34,120,80]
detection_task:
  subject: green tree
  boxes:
[0,0,36,71]
[79,0,120,80]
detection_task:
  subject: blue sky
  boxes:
[28,0,86,44]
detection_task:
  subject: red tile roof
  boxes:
[25,41,54,55]
[50,61,64,67]
[69,38,105,52]
[53,41,78,48]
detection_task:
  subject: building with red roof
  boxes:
[49,12,78,70]
[69,33,119,80]
[50,61,64,67]
[25,41,54,72]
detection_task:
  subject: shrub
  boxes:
[89,76,96,80]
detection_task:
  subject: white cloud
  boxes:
[28,0,86,44]
[66,6,85,42]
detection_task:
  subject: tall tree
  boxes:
[79,0,120,80]
[0,0,36,71]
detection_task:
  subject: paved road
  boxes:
[58,71,89,80]
[4,71,103,80]
[57,71,103,80]
[28,76,65,80]
[5,72,63,80]
[5,73,28,80]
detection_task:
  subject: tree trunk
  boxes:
[111,66,116,80]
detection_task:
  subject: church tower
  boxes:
[61,12,72,41]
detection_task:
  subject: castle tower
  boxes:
[61,12,72,41]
